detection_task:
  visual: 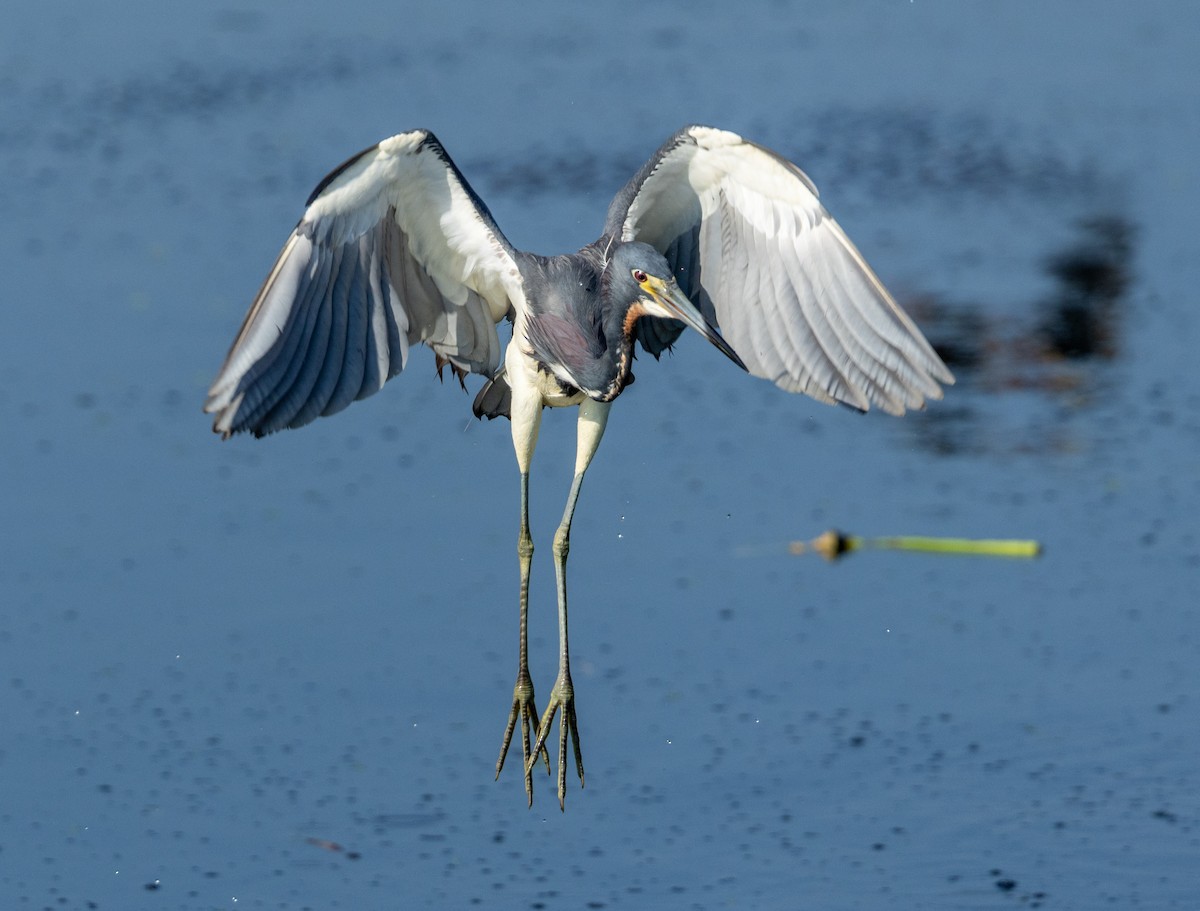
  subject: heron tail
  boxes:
[472,371,512,420]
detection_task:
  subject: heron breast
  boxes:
[532,364,587,408]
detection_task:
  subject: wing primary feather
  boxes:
[234,235,334,432]
[290,241,354,427]
[819,254,932,411]
[758,206,855,406]
[826,221,952,385]
[454,290,492,373]
[813,224,946,409]
[775,229,871,409]
[380,216,411,377]
[206,232,309,410]
[388,217,441,348]
[720,196,793,389]
[743,201,797,383]
[359,230,390,398]
[264,244,341,432]
[244,243,337,433]
[322,235,371,415]
[781,213,901,411]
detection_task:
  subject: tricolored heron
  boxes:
[205,125,953,809]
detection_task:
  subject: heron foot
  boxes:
[496,669,550,806]
[528,672,584,811]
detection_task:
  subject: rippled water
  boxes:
[2,2,1198,908]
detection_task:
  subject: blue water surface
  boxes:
[2,2,1198,908]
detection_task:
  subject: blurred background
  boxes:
[1,2,1197,908]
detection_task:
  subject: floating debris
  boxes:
[787,529,1042,562]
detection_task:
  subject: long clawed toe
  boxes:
[496,672,551,806]
[527,674,585,811]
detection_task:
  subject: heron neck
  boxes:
[593,301,643,402]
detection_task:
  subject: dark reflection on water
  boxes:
[0,47,408,150]
[1039,215,1133,360]
[913,214,1135,456]
[470,107,1104,205]
[792,107,1105,201]
[6,44,1102,206]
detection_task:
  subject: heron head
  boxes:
[609,243,746,370]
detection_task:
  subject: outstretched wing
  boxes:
[605,125,953,415]
[205,130,524,437]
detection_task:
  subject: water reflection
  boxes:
[915,214,1135,456]
[468,106,1104,205]
[793,107,1104,202]
[1039,215,1133,360]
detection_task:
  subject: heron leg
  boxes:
[497,483,551,804]
[529,399,611,810]
[497,381,549,805]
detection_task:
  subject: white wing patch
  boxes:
[620,125,952,415]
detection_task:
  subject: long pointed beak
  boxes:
[645,277,747,371]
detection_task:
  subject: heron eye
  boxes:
[632,269,648,283]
